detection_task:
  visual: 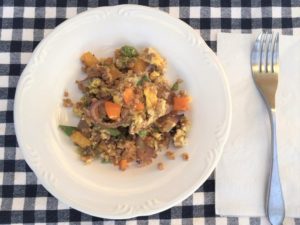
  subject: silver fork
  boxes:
[251,32,285,225]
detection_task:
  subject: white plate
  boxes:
[14,5,231,219]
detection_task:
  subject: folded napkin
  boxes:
[215,33,300,218]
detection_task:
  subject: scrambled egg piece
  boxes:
[129,114,144,134]
[173,129,187,147]
[155,99,167,117]
[149,71,160,80]
[142,48,166,70]
[144,86,158,109]
[173,116,190,147]
[113,94,122,105]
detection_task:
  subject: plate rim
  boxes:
[14,4,232,219]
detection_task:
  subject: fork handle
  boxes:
[267,111,285,225]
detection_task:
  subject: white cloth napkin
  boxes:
[215,33,300,218]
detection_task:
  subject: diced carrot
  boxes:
[173,96,191,111]
[80,52,98,67]
[104,101,121,120]
[133,58,147,74]
[119,159,128,171]
[123,88,134,105]
[134,102,144,111]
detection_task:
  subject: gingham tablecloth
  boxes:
[1,0,300,224]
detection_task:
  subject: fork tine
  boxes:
[266,32,274,73]
[251,33,263,72]
[260,32,268,72]
[272,33,279,73]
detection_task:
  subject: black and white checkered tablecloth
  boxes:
[1,0,300,224]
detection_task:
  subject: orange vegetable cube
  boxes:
[134,102,145,111]
[70,131,91,148]
[80,52,98,67]
[119,159,128,171]
[173,96,191,111]
[123,88,134,105]
[104,101,121,120]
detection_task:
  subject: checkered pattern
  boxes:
[1,0,300,224]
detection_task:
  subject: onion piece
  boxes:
[90,100,101,123]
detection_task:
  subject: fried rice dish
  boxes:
[60,46,191,171]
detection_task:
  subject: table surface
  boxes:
[1,1,300,224]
